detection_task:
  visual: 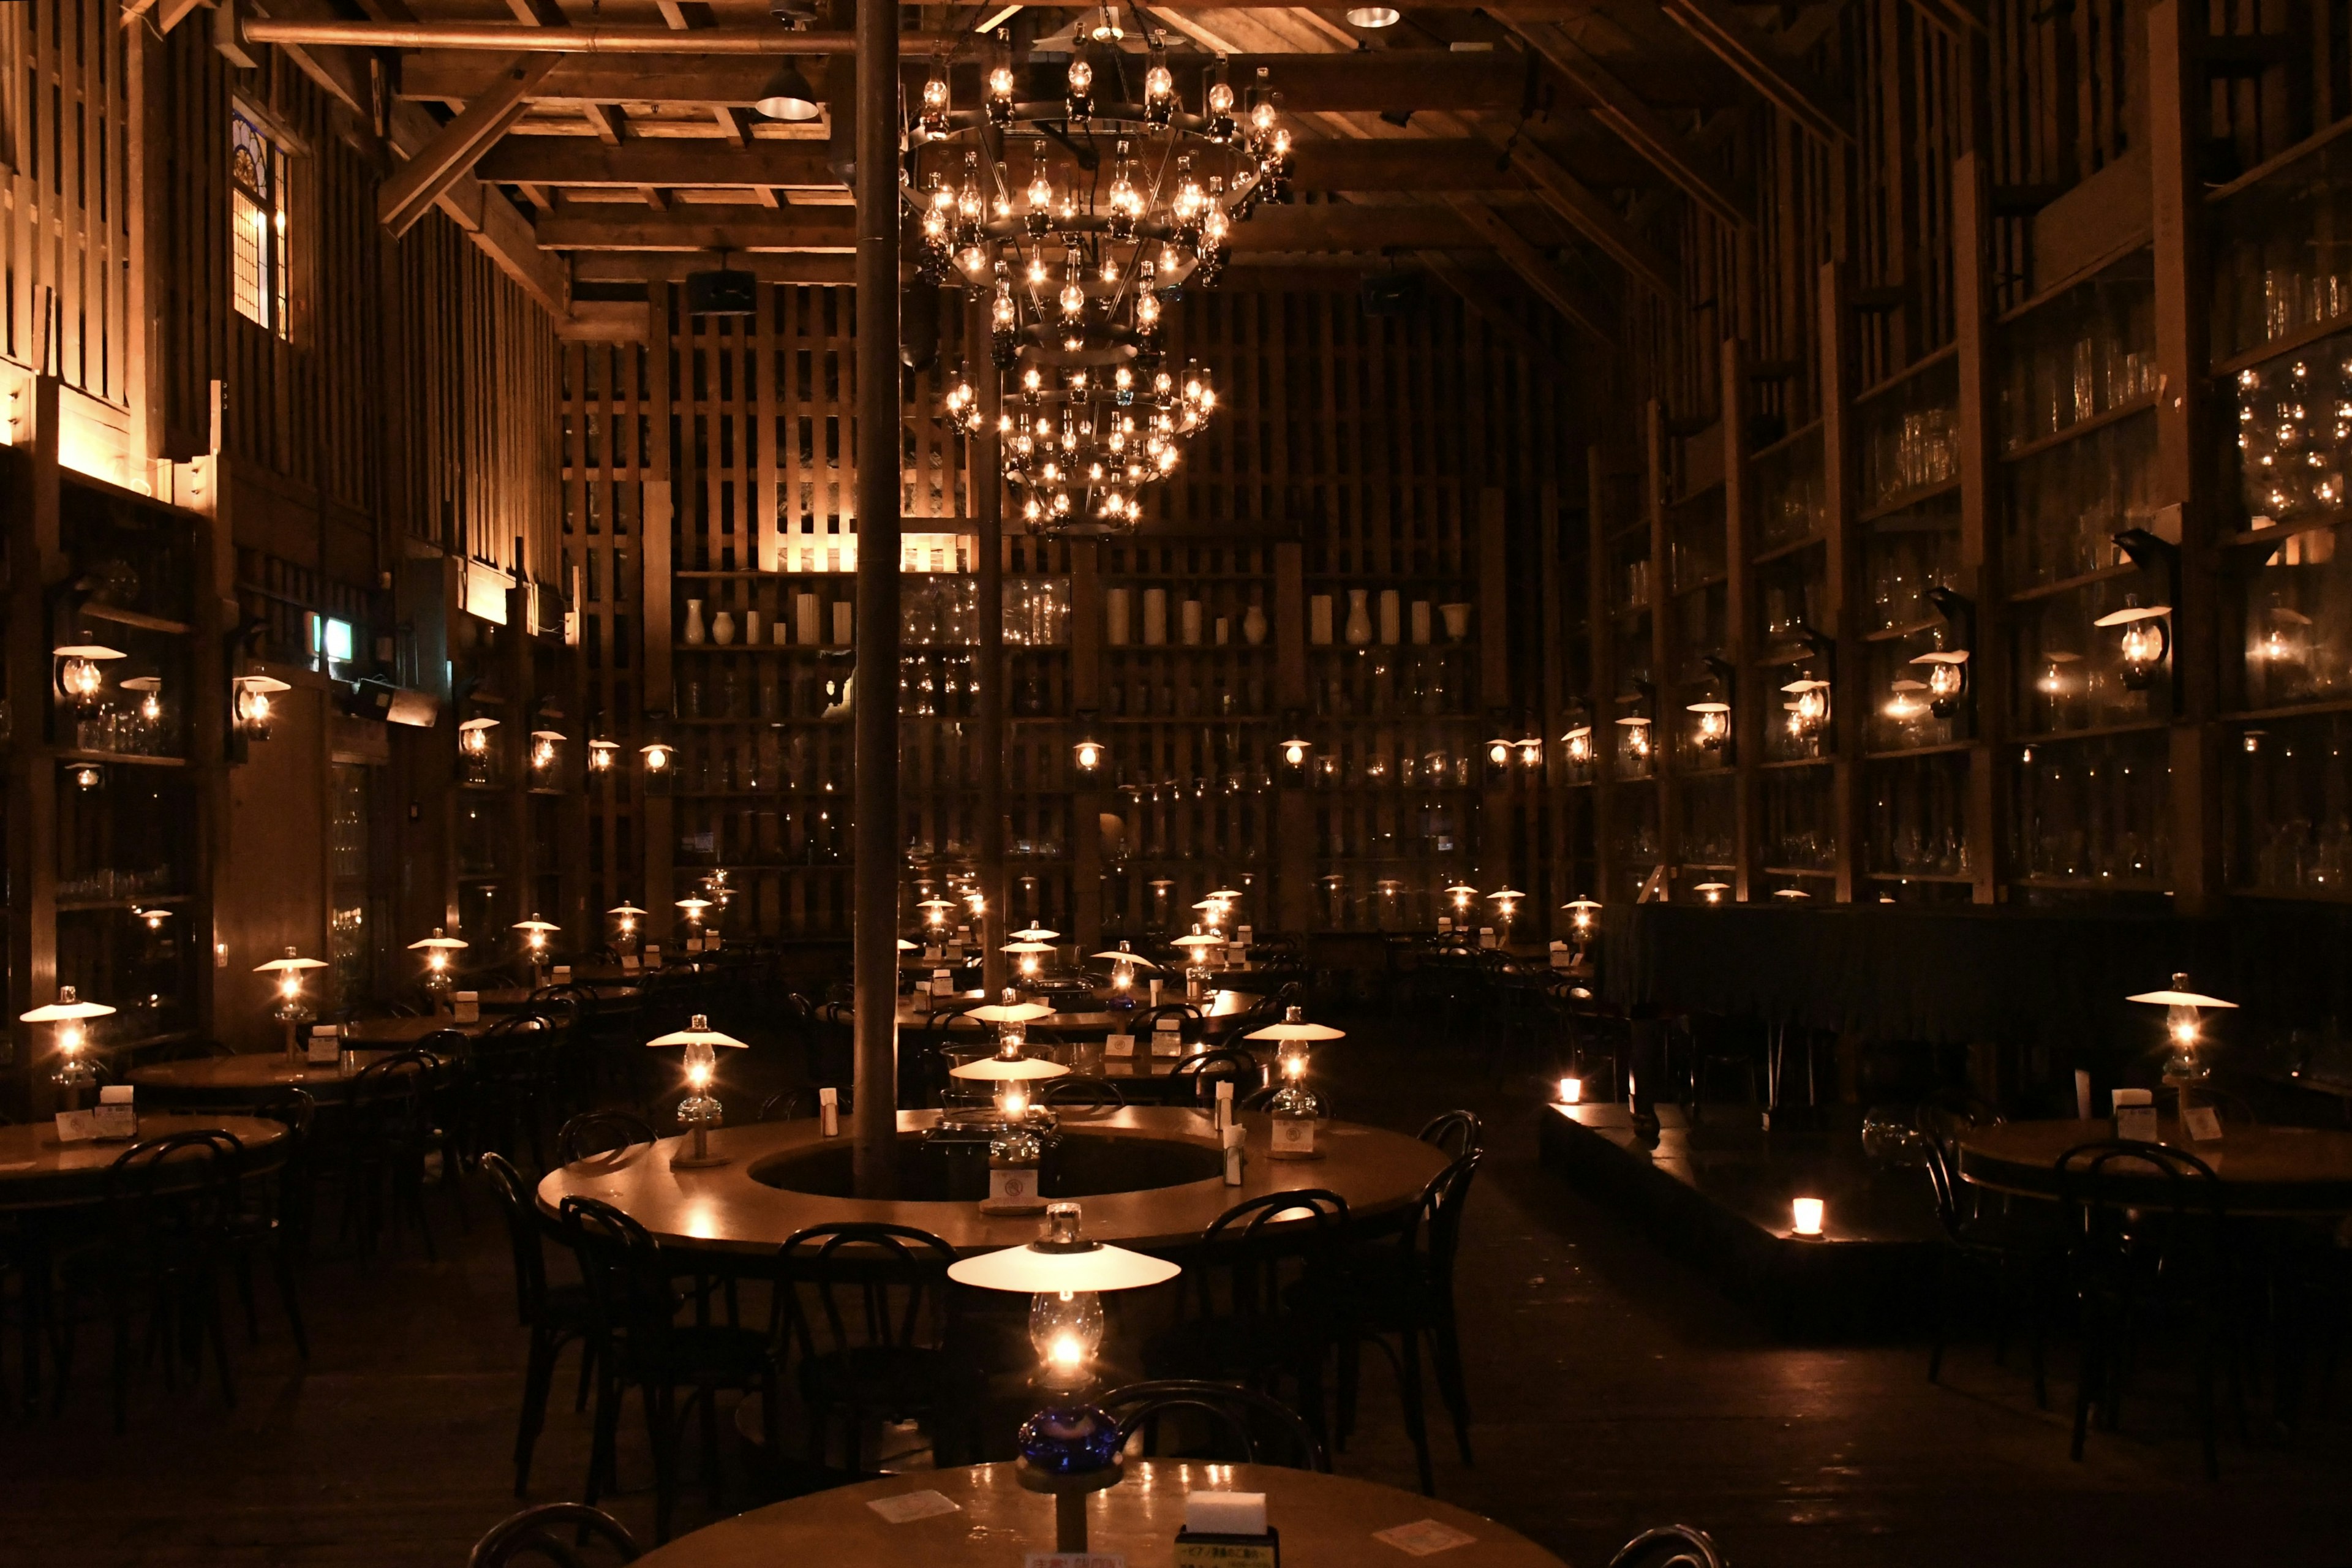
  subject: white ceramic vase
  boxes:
[683,598,707,646]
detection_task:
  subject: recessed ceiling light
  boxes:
[1346,5,1401,25]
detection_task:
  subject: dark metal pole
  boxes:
[973,295,1010,996]
[850,0,901,1198]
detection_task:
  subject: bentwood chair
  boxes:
[1099,1378,1329,1471]
[1042,1074,1128,1111]
[223,1088,316,1360]
[342,1050,454,1260]
[1609,1524,1728,1568]
[1142,1189,1349,1442]
[558,1111,657,1166]
[1162,1047,1264,1108]
[2058,1139,2243,1479]
[563,1196,783,1542]
[1921,1140,2065,1406]
[770,1221,982,1476]
[483,1152,598,1497]
[466,1502,641,1566]
[52,1130,247,1431]
[1417,1109,1485,1160]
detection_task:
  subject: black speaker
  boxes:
[1360,271,1422,316]
[684,267,758,317]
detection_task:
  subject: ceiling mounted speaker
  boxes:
[1360,271,1422,316]
[685,267,758,317]
[900,283,940,372]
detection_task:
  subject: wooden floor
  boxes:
[7,1026,2352,1566]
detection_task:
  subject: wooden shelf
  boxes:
[2005,561,2142,603]
[1997,393,2158,464]
[1861,870,1973,884]
[1853,342,1958,407]
[2215,312,2352,378]
[2014,719,2170,747]
[2218,695,2352,723]
[1856,477,1962,524]
[57,892,191,913]
[1756,755,1835,771]
[1749,532,1826,566]
[1861,616,1945,644]
[2226,512,2346,551]
[77,601,192,636]
[1762,865,1838,878]
[2010,875,2169,893]
[1748,417,1824,464]
[1862,741,1975,761]
[56,749,186,768]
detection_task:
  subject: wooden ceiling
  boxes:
[228,0,1862,337]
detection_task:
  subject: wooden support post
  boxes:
[974,296,1009,994]
[1645,402,1678,894]
[1069,542,1104,953]
[643,284,677,927]
[1951,150,2002,905]
[1820,262,1864,905]
[850,0,902,1198]
[1586,448,1618,903]
[3,379,62,1104]
[1273,541,1312,936]
[1476,489,1513,897]
[1722,340,1757,901]
[2148,0,2223,914]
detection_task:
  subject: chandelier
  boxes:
[910,18,1291,533]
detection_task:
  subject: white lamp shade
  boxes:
[948,1240,1180,1294]
[1090,951,1165,969]
[645,1022,752,1049]
[254,955,328,972]
[2126,987,2237,1009]
[1001,940,1056,954]
[1487,888,1525,900]
[1170,933,1224,948]
[511,919,560,933]
[1246,1019,1346,1042]
[676,897,714,912]
[897,939,919,951]
[21,995,118,1023]
[608,904,649,916]
[1011,927,1061,941]
[52,644,127,662]
[458,715,500,731]
[407,933,470,950]
[949,1055,1071,1081]
[967,1001,1057,1025]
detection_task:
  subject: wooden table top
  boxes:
[535,1107,1444,1260]
[0,1114,291,1211]
[338,1014,493,1046]
[474,984,641,1011]
[1958,1117,2352,1214]
[127,1050,399,1101]
[899,990,1255,1033]
[634,1461,1562,1567]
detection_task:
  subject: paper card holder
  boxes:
[1174,1528,1278,1568]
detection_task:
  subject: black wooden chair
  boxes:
[562,1196,782,1542]
[770,1221,982,1477]
[1042,1074,1128,1111]
[1098,1378,1329,1471]
[1142,1189,1349,1443]
[224,1088,315,1360]
[1417,1109,1484,1159]
[1609,1524,1728,1568]
[466,1502,641,1566]
[341,1049,454,1259]
[483,1152,598,1496]
[52,1130,247,1431]
[1922,1140,2065,1406]
[1163,1047,1264,1108]
[2058,1139,2243,1479]
[558,1110,658,1165]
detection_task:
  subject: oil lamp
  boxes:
[407,927,469,1006]
[1617,714,1653,764]
[921,897,956,932]
[1564,895,1601,946]
[2127,973,2237,1087]
[1781,678,1829,742]
[640,736,674,774]
[1445,884,1478,925]
[1485,732,1513,769]
[123,675,165,737]
[647,1014,750,1167]
[1191,895,1226,933]
[1090,942,1159,1004]
[232,673,291,742]
[459,715,499,757]
[1072,729,1106,777]
[587,736,619,774]
[254,948,328,1063]
[947,1202,1182,1545]
[1517,735,1544,767]
[1280,734,1311,771]
[54,644,124,714]
[136,906,172,932]
[529,727,565,777]
[1563,725,1594,766]
[512,915,560,981]
[1694,881,1730,905]
[1248,1006,1346,1159]
[69,763,106,793]
[1688,701,1730,754]
[1003,940,1055,981]
[2094,597,2171,691]
[1884,678,1929,723]
[21,987,116,1110]
[608,902,647,955]
[1172,927,1223,998]
[1487,887,1524,940]
[1911,650,1969,718]
[676,895,712,943]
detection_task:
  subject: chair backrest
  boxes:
[2056,1139,2226,1272]
[1920,1139,1964,1241]
[1190,1188,1350,1321]
[466,1502,641,1567]
[756,1086,851,1121]
[559,1196,682,1357]
[104,1129,246,1246]
[1417,1148,1482,1276]
[1417,1109,1483,1158]
[772,1222,960,1365]
[1043,1074,1128,1110]
[351,1050,442,1136]
[1608,1525,1727,1568]
[1098,1378,1329,1471]
[558,1110,657,1164]
[480,1152,550,1325]
[1164,1047,1262,1104]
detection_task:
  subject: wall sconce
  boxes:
[1277,712,1311,782]
[529,727,565,777]
[1485,732,1513,771]
[1772,888,1811,900]
[639,714,674,782]
[2127,972,2237,1086]
[137,905,172,932]
[1616,715,1653,763]
[123,675,165,728]
[1885,678,1929,723]
[1517,734,1544,767]
[1782,679,1830,742]
[587,735,619,774]
[2250,598,2312,672]
[2094,596,2172,692]
[21,986,117,1109]
[1916,586,1974,720]
[55,643,125,714]
[68,762,106,793]
[2243,728,2266,755]
[458,716,499,783]
[1689,657,1735,760]
[233,673,291,742]
[1562,724,1593,766]
[1072,714,1106,778]
[2033,651,2081,701]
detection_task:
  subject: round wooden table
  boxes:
[634,1461,1562,1566]
[1958,1117,2352,1215]
[128,1050,400,1105]
[339,1014,493,1046]
[535,1107,1444,1261]
[0,1112,292,1211]
[475,984,641,1012]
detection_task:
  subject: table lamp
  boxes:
[608,902,647,956]
[1172,927,1223,997]
[1003,939,1055,981]
[646,1014,750,1167]
[255,948,329,1063]
[959,993,1064,1103]
[920,897,956,934]
[512,915,560,982]
[1487,887,1524,940]
[1090,942,1161,1006]
[1694,881,1729,905]
[1248,1006,1345,1159]
[1445,884,1478,925]
[1564,895,1600,948]
[407,927,469,1008]
[676,895,712,948]
[21,987,117,1110]
[2127,973,2237,1088]
[948,1201,1183,1551]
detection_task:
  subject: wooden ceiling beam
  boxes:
[1441,193,1614,345]
[380,55,562,234]
[1499,16,1751,228]
[1415,251,1547,353]
[1654,0,1852,145]
[1480,124,1679,301]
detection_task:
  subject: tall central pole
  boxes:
[850,0,902,1198]
[973,295,1010,997]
